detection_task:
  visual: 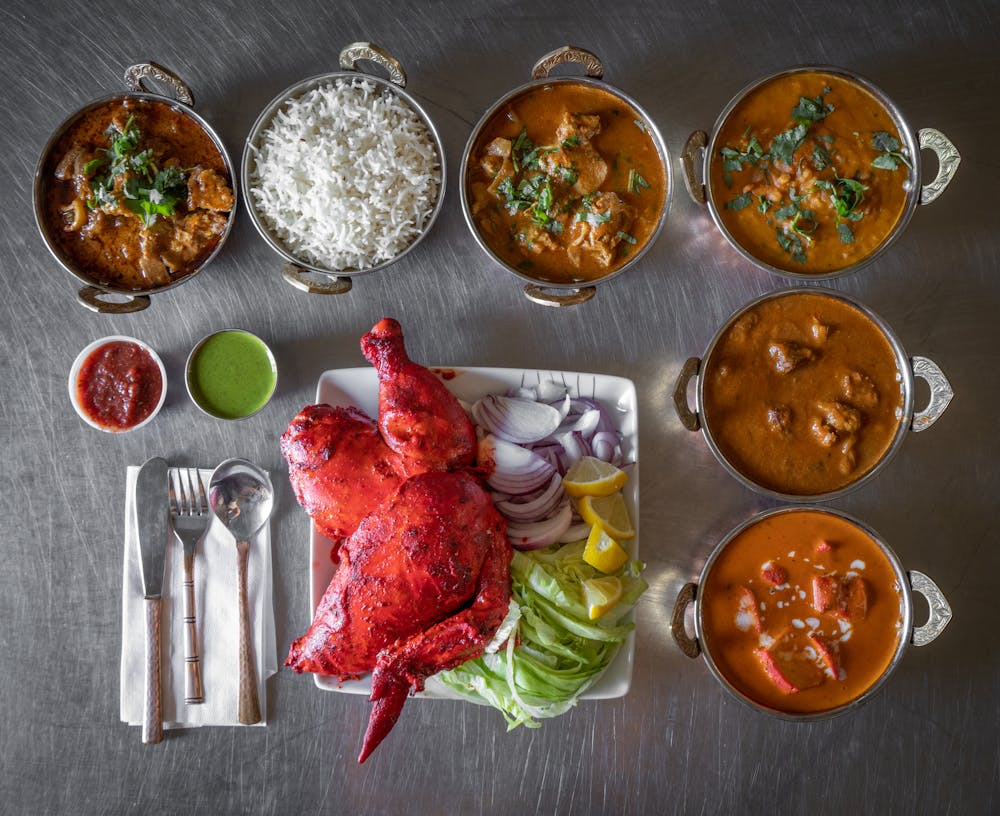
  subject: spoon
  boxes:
[209,458,274,725]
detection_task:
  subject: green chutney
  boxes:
[187,330,276,419]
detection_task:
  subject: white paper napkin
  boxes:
[120,466,277,728]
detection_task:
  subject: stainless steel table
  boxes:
[2,1,997,813]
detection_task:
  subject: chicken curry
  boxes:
[467,82,666,284]
[43,98,233,290]
[701,509,903,714]
[709,71,910,274]
[702,291,904,496]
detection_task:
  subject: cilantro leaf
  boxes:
[871,130,911,171]
[792,92,834,125]
[837,223,855,244]
[726,192,753,211]
[770,123,808,164]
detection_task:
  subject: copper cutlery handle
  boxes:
[182,551,204,704]
[142,597,164,744]
[237,540,261,724]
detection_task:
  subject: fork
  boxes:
[169,468,211,704]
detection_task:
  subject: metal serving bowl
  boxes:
[681,64,960,281]
[460,45,672,308]
[671,505,952,720]
[241,42,446,296]
[33,63,237,314]
[673,287,954,502]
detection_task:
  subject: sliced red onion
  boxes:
[556,430,592,467]
[480,434,555,494]
[473,395,562,444]
[547,393,572,422]
[506,501,573,550]
[591,430,620,462]
[511,386,537,400]
[537,380,569,402]
[559,520,592,543]
[496,473,564,522]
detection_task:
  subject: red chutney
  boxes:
[76,341,162,430]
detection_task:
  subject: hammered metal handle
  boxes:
[909,570,952,646]
[77,286,151,314]
[182,551,204,705]
[339,42,407,88]
[281,263,353,295]
[236,539,261,725]
[124,62,194,106]
[681,131,708,206]
[673,357,701,431]
[142,597,163,744]
[910,356,954,432]
[522,284,596,307]
[918,128,961,206]
[531,46,604,80]
[671,582,701,659]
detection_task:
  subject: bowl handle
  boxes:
[671,582,701,658]
[909,570,952,646]
[281,263,353,295]
[523,284,595,307]
[910,356,954,432]
[681,131,708,206]
[531,46,603,80]
[124,62,194,106]
[673,357,702,431]
[918,128,961,206]
[77,286,150,314]
[340,42,407,88]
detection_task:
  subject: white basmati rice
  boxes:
[249,78,441,271]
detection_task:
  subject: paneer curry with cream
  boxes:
[702,291,904,496]
[467,83,666,284]
[710,71,910,274]
[43,98,233,290]
[701,509,903,714]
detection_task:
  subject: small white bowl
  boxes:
[68,335,167,432]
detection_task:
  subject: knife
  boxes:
[135,456,169,744]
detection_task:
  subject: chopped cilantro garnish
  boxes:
[561,135,580,148]
[837,223,855,244]
[770,123,808,164]
[871,131,911,170]
[627,168,651,194]
[726,192,753,211]
[616,230,637,244]
[792,92,834,125]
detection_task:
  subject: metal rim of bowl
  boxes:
[695,286,915,502]
[459,74,673,291]
[33,92,238,296]
[184,328,278,421]
[68,335,167,432]
[702,64,921,281]
[693,504,913,721]
[240,71,447,278]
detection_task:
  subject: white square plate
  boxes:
[308,366,639,700]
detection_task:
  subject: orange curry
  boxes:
[702,291,904,496]
[701,509,903,714]
[467,82,666,284]
[44,98,233,290]
[709,71,910,274]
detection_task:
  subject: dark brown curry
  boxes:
[702,291,904,496]
[709,71,910,275]
[467,83,666,284]
[43,97,233,290]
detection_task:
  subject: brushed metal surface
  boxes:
[2,0,998,813]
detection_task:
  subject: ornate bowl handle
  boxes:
[671,582,701,658]
[918,128,961,206]
[77,286,150,314]
[281,264,353,295]
[531,46,604,80]
[339,42,407,88]
[523,284,595,307]
[124,62,194,106]
[910,356,954,432]
[681,131,708,206]
[909,570,952,646]
[672,357,702,431]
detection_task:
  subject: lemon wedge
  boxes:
[562,456,628,498]
[582,576,623,619]
[578,492,635,540]
[583,524,630,574]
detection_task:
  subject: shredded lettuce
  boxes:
[438,541,647,728]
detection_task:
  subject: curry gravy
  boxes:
[701,510,903,714]
[709,71,909,274]
[467,82,666,284]
[702,291,904,496]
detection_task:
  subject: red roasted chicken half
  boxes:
[281,318,511,762]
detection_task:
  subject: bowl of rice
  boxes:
[242,42,445,294]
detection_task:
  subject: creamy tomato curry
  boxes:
[701,509,903,714]
[467,82,666,284]
[44,98,233,290]
[709,71,910,274]
[702,291,904,496]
